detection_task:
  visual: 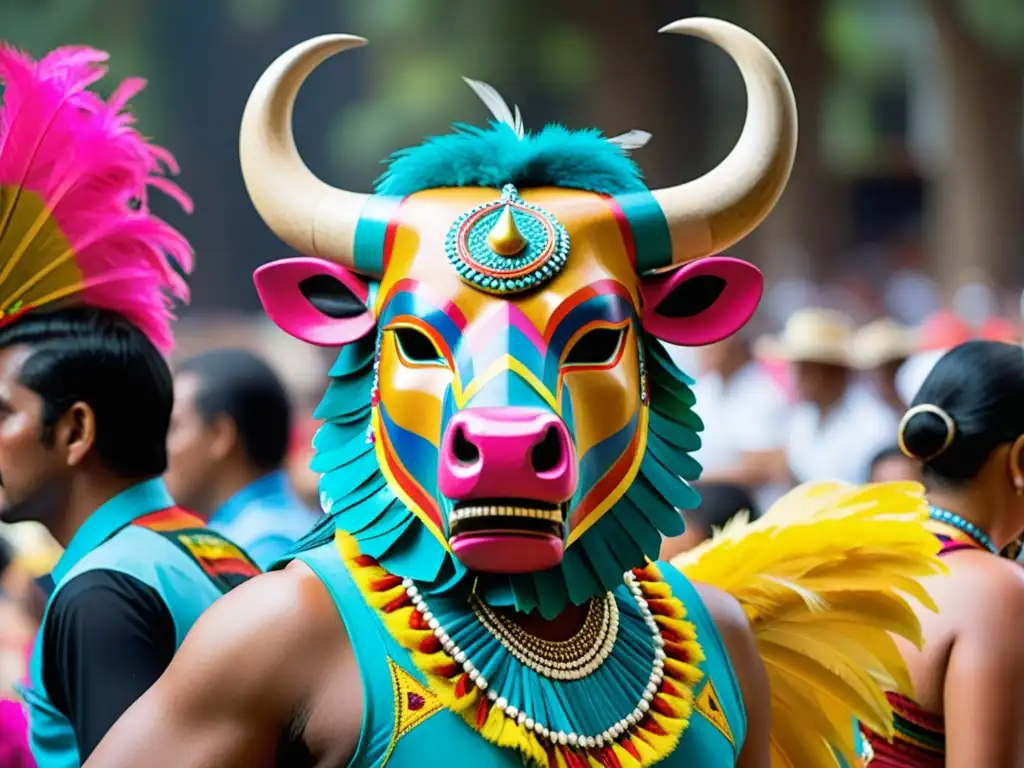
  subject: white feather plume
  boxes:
[462,77,524,139]
[462,76,651,154]
[607,129,653,152]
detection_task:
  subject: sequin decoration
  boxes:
[445,184,569,295]
[382,658,444,766]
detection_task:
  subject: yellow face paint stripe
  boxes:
[453,354,560,414]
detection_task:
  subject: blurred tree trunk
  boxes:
[562,0,708,187]
[742,0,843,283]
[924,0,1024,291]
[153,0,339,313]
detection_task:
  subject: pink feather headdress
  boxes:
[0,44,193,352]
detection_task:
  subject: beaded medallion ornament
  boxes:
[445,183,570,295]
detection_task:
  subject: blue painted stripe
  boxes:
[546,294,635,362]
[379,291,466,373]
[573,408,639,509]
[378,400,440,501]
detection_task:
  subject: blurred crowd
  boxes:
[0,337,325,764]
[660,302,1022,559]
[0,299,1018,760]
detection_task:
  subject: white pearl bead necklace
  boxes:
[401,571,667,749]
[471,592,619,680]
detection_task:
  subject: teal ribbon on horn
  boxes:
[352,195,405,276]
[614,190,673,274]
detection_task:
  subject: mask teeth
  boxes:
[449,505,562,524]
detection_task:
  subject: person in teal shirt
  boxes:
[0,44,261,767]
[165,349,322,569]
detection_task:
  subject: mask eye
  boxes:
[393,327,445,366]
[563,327,626,368]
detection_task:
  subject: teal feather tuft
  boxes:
[375,122,648,197]
[278,329,705,619]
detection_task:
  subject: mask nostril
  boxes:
[531,426,563,474]
[452,425,480,465]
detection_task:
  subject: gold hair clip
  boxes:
[898,403,956,461]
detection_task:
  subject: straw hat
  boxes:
[852,318,917,370]
[0,521,61,578]
[753,308,855,367]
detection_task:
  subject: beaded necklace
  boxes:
[928,506,998,554]
[339,530,704,768]
[414,573,666,746]
[470,592,619,681]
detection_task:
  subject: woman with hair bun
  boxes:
[861,340,1024,766]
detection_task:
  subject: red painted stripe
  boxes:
[570,419,643,528]
[381,196,407,273]
[602,194,636,269]
[134,506,205,531]
[543,280,633,342]
[198,557,261,578]
[379,419,444,531]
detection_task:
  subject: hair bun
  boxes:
[898,404,957,462]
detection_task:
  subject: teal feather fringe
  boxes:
[283,332,703,620]
[375,122,648,197]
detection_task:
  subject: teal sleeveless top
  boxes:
[23,479,260,768]
[297,541,745,767]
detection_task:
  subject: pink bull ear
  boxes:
[253,257,375,347]
[640,256,763,346]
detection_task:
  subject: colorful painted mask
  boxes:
[241,20,796,617]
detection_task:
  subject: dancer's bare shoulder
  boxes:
[934,547,1024,623]
[938,550,1024,765]
[87,561,358,768]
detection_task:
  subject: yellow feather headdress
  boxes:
[673,481,946,767]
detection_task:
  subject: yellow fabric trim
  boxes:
[694,679,734,747]
[381,658,445,766]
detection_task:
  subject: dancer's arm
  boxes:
[84,562,359,768]
[944,558,1024,767]
[697,584,771,768]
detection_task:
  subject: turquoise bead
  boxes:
[928,506,998,553]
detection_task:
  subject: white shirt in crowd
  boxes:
[786,383,898,485]
[691,362,790,511]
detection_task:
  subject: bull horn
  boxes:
[240,35,372,273]
[648,18,797,268]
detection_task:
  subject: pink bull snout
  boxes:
[438,407,577,504]
[439,407,577,574]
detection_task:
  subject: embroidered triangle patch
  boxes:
[695,679,734,746]
[388,658,444,742]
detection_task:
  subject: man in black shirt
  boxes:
[0,45,260,766]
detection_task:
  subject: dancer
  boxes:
[89,19,940,767]
[0,45,260,766]
[857,340,1024,766]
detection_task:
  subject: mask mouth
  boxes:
[448,498,567,574]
